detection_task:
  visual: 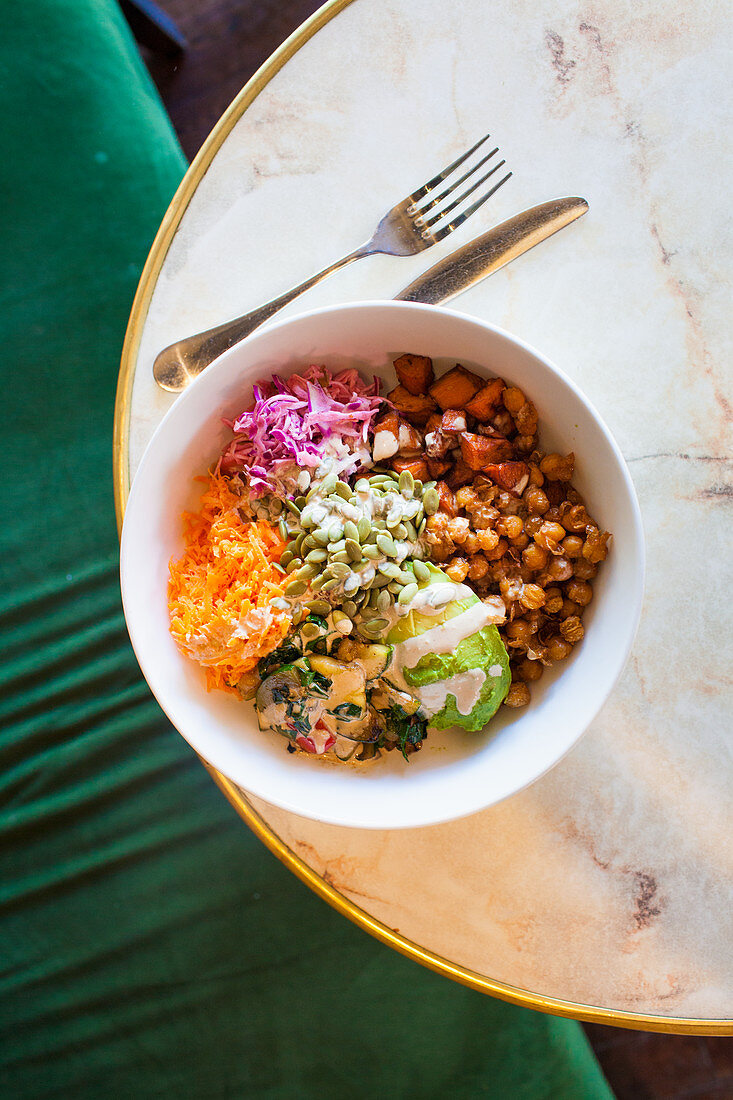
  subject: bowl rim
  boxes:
[120,299,645,828]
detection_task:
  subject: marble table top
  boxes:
[117,0,732,1029]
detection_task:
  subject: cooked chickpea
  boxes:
[546,556,573,582]
[562,503,591,532]
[572,557,598,580]
[560,598,583,619]
[583,528,611,563]
[524,515,544,538]
[522,542,548,571]
[540,452,575,481]
[467,554,490,581]
[543,587,563,614]
[515,434,536,453]
[455,486,477,510]
[476,528,500,554]
[502,386,525,415]
[524,487,550,515]
[565,579,593,607]
[445,557,469,583]
[496,514,524,539]
[511,533,530,551]
[469,503,499,530]
[500,575,524,603]
[546,636,572,661]
[515,401,538,435]
[519,583,546,610]
[516,658,543,682]
[485,537,508,561]
[560,616,585,644]
[505,620,533,646]
[528,464,544,487]
[491,409,514,436]
[504,682,531,707]
[536,522,566,551]
[561,535,584,559]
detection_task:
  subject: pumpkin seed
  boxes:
[404,520,417,541]
[369,475,394,487]
[397,569,415,585]
[422,488,439,515]
[362,618,388,635]
[345,538,362,562]
[321,473,338,495]
[413,560,431,584]
[413,480,423,495]
[378,561,401,579]
[321,578,339,593]
[351,558,371,573]
[393,523,408,540]
[329,538,346,553]
[273,563,286,574]
[342,600,358,618]
[280,549,294,568]
[295,495,307,510]
[376,590,391,613]
[343,520,359,543]
[332,550,351,564]
[270,497,283,516]
[286,559,301,574]
[328,523,344,543]
[333,481,352,501]
[418,517,427,536]
[398,470,414,496]
[368,589,380,609]
[332,612,352,635]
[296,564,318,582]
[285,579,307,597]
[279,518,288,540]
[376,533,397,557]
[285,499,301,517]
[329,561,351,579]
[307,599,331,616]
[302,536,317,552]
[309,575,325,593]
[423,481,436,492]
[362,544,380,560]
[355,478,370,494]
[301,622,321,641]
[313,528,330,546]
[385,513,401,530]
[398,582,419,605]
[387,581,403,595]
[294,531,305,553]
[357,516,371,541]
[306,548,328,563]
[371,573,391,588]
[343,573,360,595]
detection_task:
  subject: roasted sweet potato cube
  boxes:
[428,365,484,411]
[460,431,515,470]
[464,377,505,421]
[386,385,438,427]
[441,409,468,434]
[391,455,430,481]
[397,418,423,456]
[445,456,474,489]
[393,353,435,396]
[425,412,443,434]
[426,457,452,480]
[435,480,458,517]
[372,409,400,462]
[484,462,530,495]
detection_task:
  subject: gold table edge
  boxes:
[111,0,733,1036]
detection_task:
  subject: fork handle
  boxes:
[153,245,372,391]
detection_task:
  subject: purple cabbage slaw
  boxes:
[219,365,384,496]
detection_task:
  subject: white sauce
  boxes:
[394,598,496,671]
[416,668,487,716]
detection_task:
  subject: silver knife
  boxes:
[394,196,588,303]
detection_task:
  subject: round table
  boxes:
[114,0,732,1033]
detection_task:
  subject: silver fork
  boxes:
[153,133,511,391]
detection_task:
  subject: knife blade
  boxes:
[394,196,588,304]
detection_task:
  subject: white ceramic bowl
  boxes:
[121,301,644,829]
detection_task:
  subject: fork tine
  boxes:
[408,131,493,203]
[422,159,507,228]
[431,172,513,242]
[414,147,499,216]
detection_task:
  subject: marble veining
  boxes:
[126,0,732,1019]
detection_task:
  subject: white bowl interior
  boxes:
[121,302,644,828]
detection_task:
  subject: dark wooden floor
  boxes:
[135,2,732,1096]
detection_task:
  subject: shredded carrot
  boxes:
[168,473,290,693]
